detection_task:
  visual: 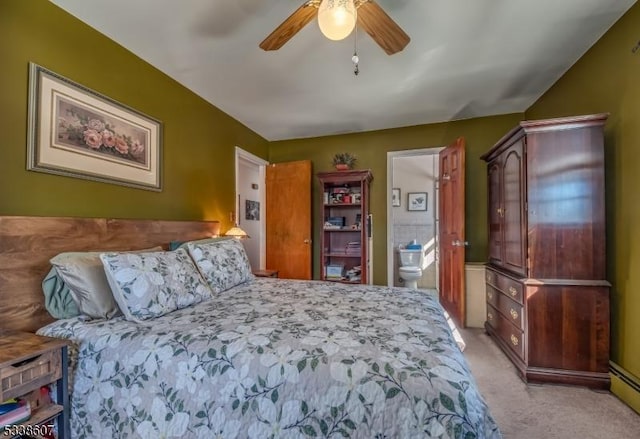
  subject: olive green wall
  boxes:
[0,0,268,228]
[4,0,637,410]
[269,114,523,285]
[525,2,640,402]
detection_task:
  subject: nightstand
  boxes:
[253,269,279,278]
[0,329,70,439]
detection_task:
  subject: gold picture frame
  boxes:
[27,63,162,191]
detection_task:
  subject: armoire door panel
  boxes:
[525,128,607,280]
[501,140,526,275]
[487,161,502,265]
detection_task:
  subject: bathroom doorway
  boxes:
[387,148,443,288]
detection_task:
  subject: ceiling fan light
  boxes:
[318,0,357,41]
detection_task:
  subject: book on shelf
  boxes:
[325,263,345,279]
[345,265,362,282]
[0,399,19,416]
[344,241,361,254]
[0,399,31,428]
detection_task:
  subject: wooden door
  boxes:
[501,140,526,275]
[438,138,466,327]
[266,160,312,279]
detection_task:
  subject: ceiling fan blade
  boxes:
[356,0,410,55]
[259,2,319,51]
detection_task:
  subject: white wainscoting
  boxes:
[465,263,487,328]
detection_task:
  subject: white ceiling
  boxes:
[51,0,636,141]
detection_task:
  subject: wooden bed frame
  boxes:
[0,216,220,333]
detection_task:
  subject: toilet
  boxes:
[398,244,424,289]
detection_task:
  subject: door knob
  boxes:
[304,239,312,244]
[452,240,469,247]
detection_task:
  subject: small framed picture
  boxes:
[407,192,428,211]
[245,200,260,220]
[392,188,401,207]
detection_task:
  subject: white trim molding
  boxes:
[610,362,640,414]
[235,147,269,269]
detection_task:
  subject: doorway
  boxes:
[235,147,268,270]
[386,148,443,288]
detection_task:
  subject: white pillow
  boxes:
[186,238,254,293]
[100,248,213,322]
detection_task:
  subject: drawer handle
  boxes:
[488,291,493,300]
[11,355,41,368]
[508,286,517,297]
[510,334,519,346]
[486,273,492,282]
[510,308,519,320]
[487,312,493,321]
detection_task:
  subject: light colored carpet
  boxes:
[461,328,640,439]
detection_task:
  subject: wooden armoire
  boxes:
[481,114,610,389]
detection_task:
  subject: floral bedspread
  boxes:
[39,279,501,439]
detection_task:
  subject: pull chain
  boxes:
[352,24,359,75]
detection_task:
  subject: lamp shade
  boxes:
[225,225,250,239]
[318,0,357,41]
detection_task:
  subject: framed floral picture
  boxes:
[27,63,162,191]
[407,192,428,211]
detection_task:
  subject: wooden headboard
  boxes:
[0,216,220,333]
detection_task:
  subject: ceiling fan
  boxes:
[259,0,410,55]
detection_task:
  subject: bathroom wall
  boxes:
[391,153,439,288]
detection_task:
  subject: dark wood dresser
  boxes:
[481,114,610,389]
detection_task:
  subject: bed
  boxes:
[0,216,501,439]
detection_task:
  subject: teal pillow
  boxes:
[50,246,162,320]
[177,236,232,250]
[42,267,80,319]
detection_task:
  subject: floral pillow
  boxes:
[50,246,162,320]
[100,248,213,322]
[186,238,254,293]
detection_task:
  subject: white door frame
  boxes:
[235,146,269,269]
[386,147,443,287]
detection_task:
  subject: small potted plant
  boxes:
[332,152,357,171]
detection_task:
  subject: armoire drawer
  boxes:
[486,284,500,308]
[485,268,523,304]
[486,304,524,360]
[486,285,523,329]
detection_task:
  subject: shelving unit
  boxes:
[317,169,372,284]
[0,329,70,438]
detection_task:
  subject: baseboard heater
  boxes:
[610,362,640,393]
